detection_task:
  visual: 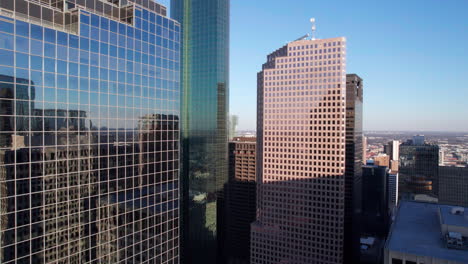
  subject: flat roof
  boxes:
[386,201,468,263]
[439,205,468,228]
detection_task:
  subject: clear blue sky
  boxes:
[162,0,468,132]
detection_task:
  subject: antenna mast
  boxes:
[310,18,316,40]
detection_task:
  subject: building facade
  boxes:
[439,166,468,207]
[0,0,180,262]
[170,0,230,263]
[344,73,363,263]
[399,136,439,200]
[251,36,347,264]
[362,165,390,237]
[226,137,256,264]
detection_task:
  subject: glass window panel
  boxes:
[30,55,42,70]
[15,36,29,53]
[69,35,79,48]
[44,58,55,72]
[91,14,99,27]
[0,49,14,66]
[30,70,42,86]
[30,24,43,40]
[80,24,89,38]
[69,62,78,76]
[44,43,56,58]
[57,74,67,88]
[30,40,43,56]
[0,19,14,34]
[0,33,14,50]
[57,31,68,46]
[80,13,90,25]
[15,52,29,68]
[15,20,29,37]
[44,73,55,87]
[44,28,56,43]
[57,60,67,74]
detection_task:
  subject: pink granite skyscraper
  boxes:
[251,36,347,264]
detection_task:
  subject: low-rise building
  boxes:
[385,201,468,264]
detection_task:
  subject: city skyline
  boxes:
[229,0,468,132]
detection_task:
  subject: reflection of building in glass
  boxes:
[252,36,347,264]
[399,136,439,200]
[0,0,180,262]
[171,0,230,263]
[226,137,256,264]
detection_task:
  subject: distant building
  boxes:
[362,165,390,237]
[345,73,364,262]
[226,137,256,264]
[439,149,445,166]
[384,201,468,264]
[390,160,399,173]
[229,115,239,140]
[374,154,390,167]
[413,135,425,146]
[399,136,439,199]
[384,140,400,161]
[439,166,468,207]
[363,136,368,164]
[388,173,399,212]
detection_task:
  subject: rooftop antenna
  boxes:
[310,18,316,40]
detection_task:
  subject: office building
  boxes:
[362,165,390,237]
[0,0,180,262]
[251,34,347,264]
[399,136,439,199]
[226,137,256,264]
[385,201,468,264]
[229,115,239,140]
[439,149,445,166]
[344,73,363,262]
[171,0,230,262]
[363,136,368,164]
[384,140,400,161]
[374,154,390,167]
[389,160,399,173]
[439,166,468,207]
[388,172,399,211]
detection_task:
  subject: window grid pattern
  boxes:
[0,3,180,263]
[252,38,346,264]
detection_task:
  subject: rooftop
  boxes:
[439,205,468,229]
[386,201,468,263]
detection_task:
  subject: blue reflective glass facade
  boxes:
[0,1,180,262]
[171,0,229,263]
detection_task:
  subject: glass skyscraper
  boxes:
[171,0,229,263]
[0,0,180,262]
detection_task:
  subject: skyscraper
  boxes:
[0,0,180,262]
[170,0,230,263]
[251,35,347,264]
[344,73,363,262]
[226,137,256,264]
[362,165,390,237]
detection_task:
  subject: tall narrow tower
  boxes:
[251,30,347,263]
[171,0,230,263]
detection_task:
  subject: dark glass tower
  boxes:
[171,0,230,263]
[344,74,363,263]
[0,0,180,262]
